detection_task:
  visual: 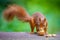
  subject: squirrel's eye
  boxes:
[43,24,45,27]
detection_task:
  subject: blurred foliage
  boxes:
[0,0,60,33]
[0,0,14,7]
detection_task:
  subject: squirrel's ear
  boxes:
[44,18,46,22]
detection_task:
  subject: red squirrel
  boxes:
[3,4,48,36]
[30,12,48,36]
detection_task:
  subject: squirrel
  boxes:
[3,4,48,36]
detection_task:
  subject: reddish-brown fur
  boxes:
[3,4,31,21]
[3,4,48,36]
[30,12,48,35]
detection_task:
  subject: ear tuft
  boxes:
[44,18,46,22]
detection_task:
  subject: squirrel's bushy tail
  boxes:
[3,9,15,21]
[3,4,31,22]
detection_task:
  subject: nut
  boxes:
[52,34,56,37]
[37,31,45,36]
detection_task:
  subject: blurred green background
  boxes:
[0,0,60,34]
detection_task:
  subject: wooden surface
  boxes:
[0,32,60,40]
